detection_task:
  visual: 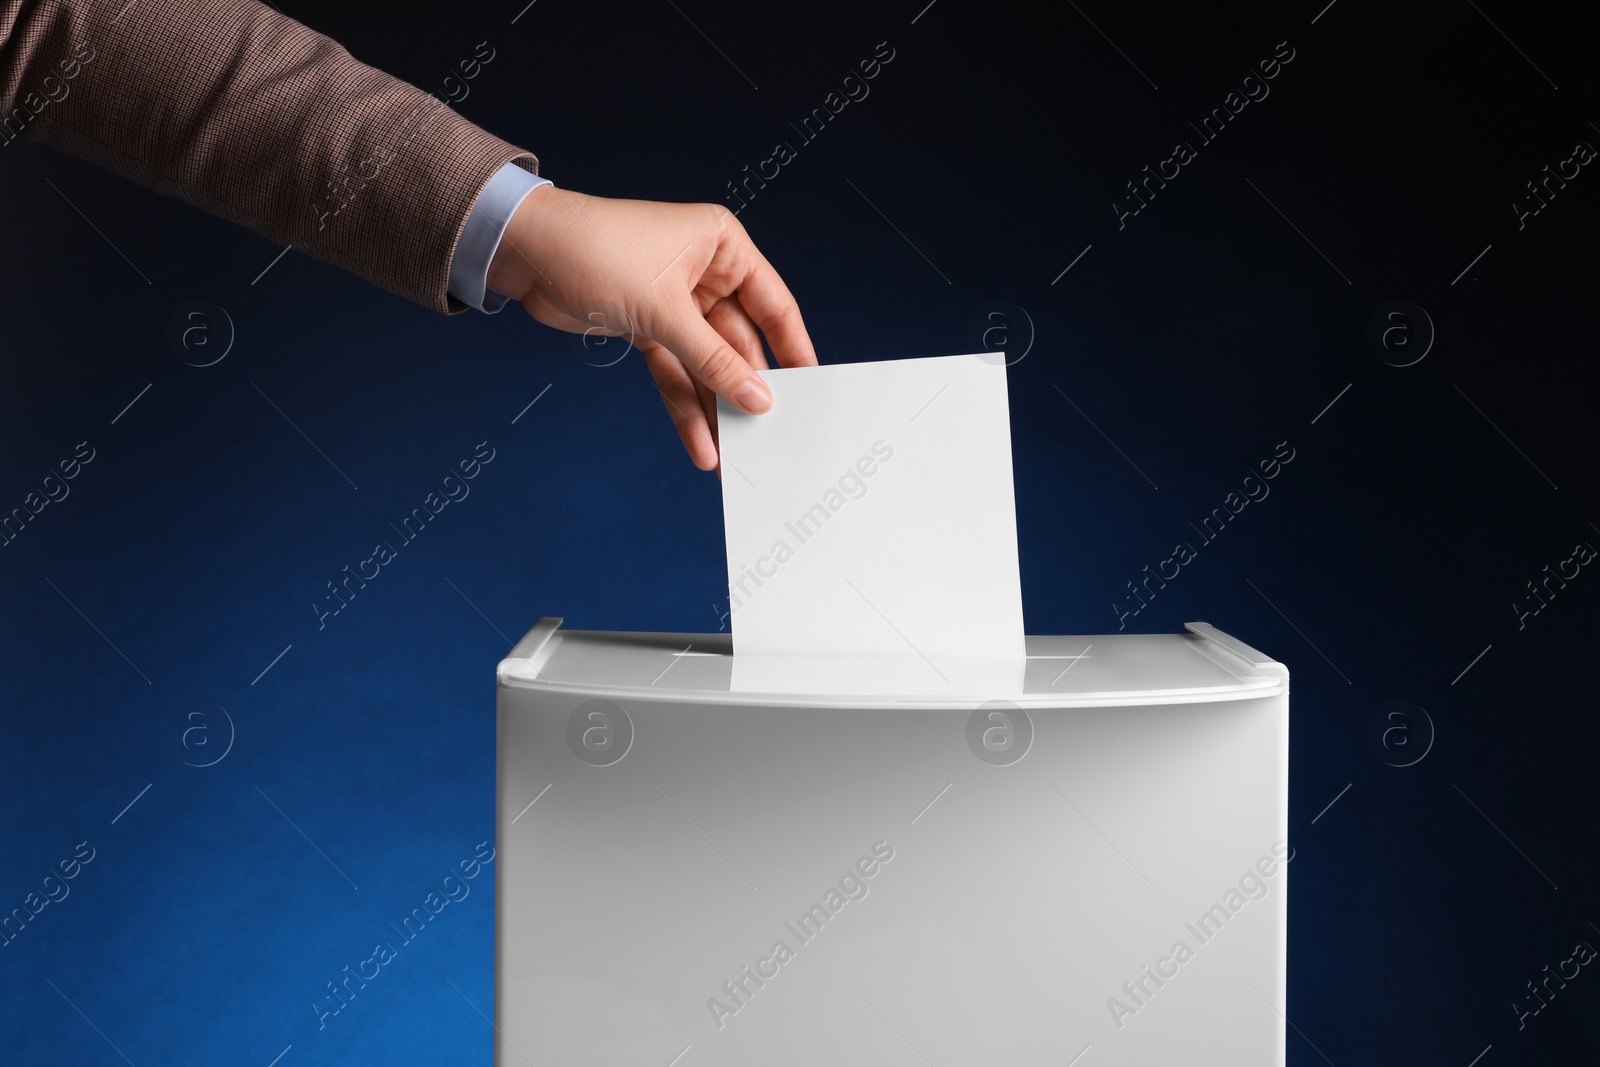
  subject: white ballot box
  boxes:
[495,618,1289,1066]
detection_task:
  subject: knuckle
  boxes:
[761,301,798,332]
[697,343,744,386]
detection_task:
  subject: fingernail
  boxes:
[735,378,771,413]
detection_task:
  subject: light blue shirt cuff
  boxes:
[449,162,552,313]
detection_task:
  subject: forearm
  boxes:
[0,0,537,312]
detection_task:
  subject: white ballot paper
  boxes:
[717,353,1025,694]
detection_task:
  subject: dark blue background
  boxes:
[3,0,1597,1063]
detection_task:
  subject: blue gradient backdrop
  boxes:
[2,0,1597,1063]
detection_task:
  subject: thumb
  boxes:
[648,300,773,414]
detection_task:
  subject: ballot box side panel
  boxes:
[496,685,1287,1067]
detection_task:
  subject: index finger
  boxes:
[734,246,818,369]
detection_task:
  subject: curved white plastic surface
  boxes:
[495,620,1290,1066]
[498,619,1286,708]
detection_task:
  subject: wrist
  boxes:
[486,182,566,303]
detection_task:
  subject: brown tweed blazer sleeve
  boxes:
[0,0,540,314]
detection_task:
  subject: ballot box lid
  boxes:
[496,618,1287,708]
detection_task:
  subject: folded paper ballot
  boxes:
[716,353,1025,687]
